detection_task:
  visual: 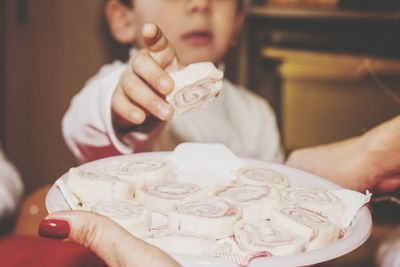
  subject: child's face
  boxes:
[131,0,244,65]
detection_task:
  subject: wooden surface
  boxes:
[2,1,117,195]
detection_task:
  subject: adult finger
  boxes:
[374,175,400,194]
[39,211,181,267]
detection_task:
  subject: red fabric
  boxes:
[0,235,107,267]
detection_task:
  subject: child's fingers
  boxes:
[142,23,178,70]
[142,23,168,51]
[112,87,146,126]
[120,70,174,121]
[129,50,174,96]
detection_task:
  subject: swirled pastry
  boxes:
[234,219,307,256]
[282,187,345,221]
[214,184,280,220]
[135,182,209,213]
[101,159,177,188]
[271,206,341,251]
[167,62,223,114]
[143,230,230,256]
[84,200,151,236]
[169,198,241,239]
[234,166,290,190]
[66,168,135,204]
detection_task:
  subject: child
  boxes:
[62,0,283,163]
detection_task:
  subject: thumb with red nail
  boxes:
[39,210,181,267]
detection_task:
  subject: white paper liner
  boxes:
[168,143,245,186]
[55,179,80,210]
[332,189,372,228]
[55,143,371,267]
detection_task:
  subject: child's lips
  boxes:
[182,30,213,45]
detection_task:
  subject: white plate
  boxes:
[46,152,372,267]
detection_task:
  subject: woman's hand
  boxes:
[39,210,181,267]
[286,115,400,193]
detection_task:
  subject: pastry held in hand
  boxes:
[167,62,223,114]
[84,200,151,237]
[143,230,230,256]
[169,197,241,239]
[66,168,135,204]
[101,159,177,188]
[282,187,345,221]
[234,166,290,190]
[271,206,341,251]
[135,182,209,213]
[215,184,280,220]
[234,219,307,256]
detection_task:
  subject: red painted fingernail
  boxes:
[38,219,70,239]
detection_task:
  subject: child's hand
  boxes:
[112,23,178,132]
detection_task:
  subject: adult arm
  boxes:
[286,115,400,193]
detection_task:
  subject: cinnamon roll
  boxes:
[143,230,230,256]
[234,219,307,256]
[271,206,341,251]
[135,182,209,213]
[282,187,345,221]
[214,184,280,220]
[167,62,223,114]
[66,168,135,204]
[101,159,177,188]
[84,200,151,236]
[234,166,290,190]
[169,198,241,239]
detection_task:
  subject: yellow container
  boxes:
[264,48,400,152]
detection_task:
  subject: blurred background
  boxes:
[0,0,399,266]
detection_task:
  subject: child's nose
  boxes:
[185,0,211,13]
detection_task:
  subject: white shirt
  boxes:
[62,61,284,163]
[0,146,23,221]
